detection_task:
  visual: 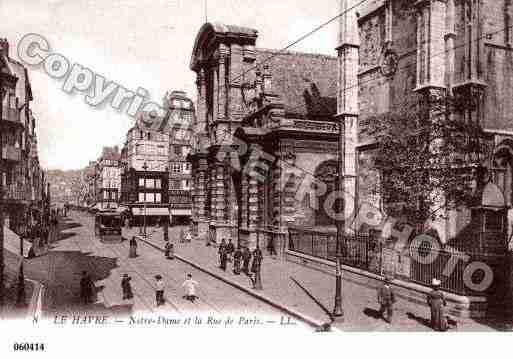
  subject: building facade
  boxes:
[330,0,513,314]
[94,146,121,209]
[120,112,170,226]
[188,23,339,250]
[1,38,46,235]
[163,90,194,224]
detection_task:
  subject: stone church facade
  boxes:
[337,0,513,313]
[188,23,339,250]
[339,0,513,242]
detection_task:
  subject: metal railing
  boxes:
[288,227,508,296]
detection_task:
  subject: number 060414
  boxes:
[13,343,45,351]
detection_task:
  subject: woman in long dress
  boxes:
[129,236,138,258]
[427,279,448,331]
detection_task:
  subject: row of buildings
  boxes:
[82,91,194,226]
[186,0,513,316]
[1,37,50,235]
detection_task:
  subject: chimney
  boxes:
[0,38,9,57]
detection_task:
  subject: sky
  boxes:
[1,0,338,170]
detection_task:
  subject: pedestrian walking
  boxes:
[219,238,228,271]
[233,246,242,275]
[155,275,165,306]
[129,236,138,258]
[251,246,263,275]
[182,274,199,302]
[180,228,185,243]
[80,271,94,304]
[225,238,235,263]
[164,241,174,260]
[184,230,192,243]
[377,275,395,323]
[241,246,252,275]
[427,278,448,331]
[121,274,133,300]
[267,237,277,256]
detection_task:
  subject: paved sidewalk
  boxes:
[130,226,511,331]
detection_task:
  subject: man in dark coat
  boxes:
[267,237,277,256]
[129,236,138,258]
[80,271,93,304]
[251,246,263,275]
[121,274,133,300]
[377,276,395,323]
[241,247,252,275]
[427,278,448,331]
[233,246,242,275]
[218,239,228,271]
[225,238,235,263]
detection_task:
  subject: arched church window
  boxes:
[314,160,338,227]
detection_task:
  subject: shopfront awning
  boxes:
[131,207,170,216]
[170,209,191,216]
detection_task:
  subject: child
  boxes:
[182,273,199,302]
[155,274,165,306]
[377,276,395,323]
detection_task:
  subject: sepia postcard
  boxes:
[1,0,513,356]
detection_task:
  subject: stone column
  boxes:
[445,0,456,90]
[195,69,207,141]
[279,151,297,228]
[241,174,248,230]
[209,164,216,228]
[218,44,228,123]
[212,63,219,143]
[247,177,260,250]
[337,0,359,233]
[229,43,245,124]
[415,0,446,90]
[194,157,209,240]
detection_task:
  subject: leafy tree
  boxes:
[365,92,492,230]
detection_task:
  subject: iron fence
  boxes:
[288,227,508,296]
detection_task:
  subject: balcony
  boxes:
[1,145,22,162]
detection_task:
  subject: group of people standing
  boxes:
[377,276,454,331]
[217,239,263,282]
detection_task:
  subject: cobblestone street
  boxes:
[22,213,306,330]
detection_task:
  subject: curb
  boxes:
[285,250,485,318]
[136,235,331,330]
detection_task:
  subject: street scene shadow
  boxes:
[363,307,382,320]
[59,220,83,231]
[24,250,120,316]
[406,312,431,329]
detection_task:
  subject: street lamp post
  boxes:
[332,117,345,321]
[142,162,148,237]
